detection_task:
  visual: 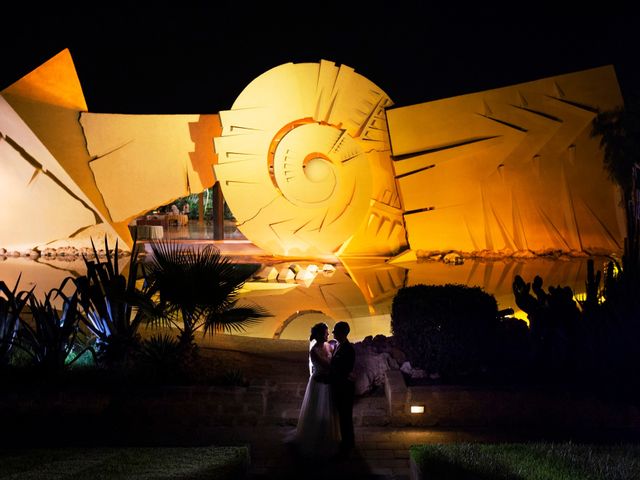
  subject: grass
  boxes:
[410,443,640,480]
[0,446,249,479]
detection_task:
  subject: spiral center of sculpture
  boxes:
[305,157,332,183]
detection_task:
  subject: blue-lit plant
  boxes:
[75,236,158,369]
[15,277,90,373]
[0,275,32,367]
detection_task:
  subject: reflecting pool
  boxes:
[0,250,611,342]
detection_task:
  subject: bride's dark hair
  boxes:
[309,322,328,342]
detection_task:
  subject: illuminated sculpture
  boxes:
[214,60,406,257]
[387,66,624,255]
[0,50,218,253]
[0,50,625,258]
[0,50,122,253]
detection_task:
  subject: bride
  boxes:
[287,322,341,458]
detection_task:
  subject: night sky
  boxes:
[1,7,638,114]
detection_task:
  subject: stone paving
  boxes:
[208,423,623,479]
[206,425,491,479]
[205,422,640,479]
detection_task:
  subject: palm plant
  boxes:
[16,277,88,373]
[144,240,269,354]
[0,275,32,367]
[590,97,640,277]
[75,236,158,369]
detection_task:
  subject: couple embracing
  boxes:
[288,321,355,460]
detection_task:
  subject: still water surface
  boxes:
[0,254,608,341]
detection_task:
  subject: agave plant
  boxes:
[75,236,158,369]
[144,240,270,353]
[0,275,33,367]
[15,277,89,373]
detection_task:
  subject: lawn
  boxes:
[0,445,249,479]
[410,443,640,480]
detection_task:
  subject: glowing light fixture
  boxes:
[410,405,425,414]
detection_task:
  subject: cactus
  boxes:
[583,259,602,312]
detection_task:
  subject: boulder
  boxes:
[352,335,407,396]
[56,246,79,257]
[512,249,536,259]
[400,361,428,379]
[443,252,463,264]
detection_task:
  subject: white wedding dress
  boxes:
[286,341,341,458]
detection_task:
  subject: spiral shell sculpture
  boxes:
[214,60,402,257]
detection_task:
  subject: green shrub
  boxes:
[492,317,532,381]
[391,284,499,380]
[137,333,185,383]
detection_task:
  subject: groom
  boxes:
[330,321,356,457]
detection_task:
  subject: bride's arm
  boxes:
[309,345,331,368]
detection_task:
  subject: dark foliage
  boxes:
[0,275,32,367]
[75,237,159,369]
[512,273,582,375]
[137,333,184,382]
[513,258,640,393]
[391,284,499,381]
[590,98,640,282]
[144,240,270,354]
[491,317,532,381]
[1,238,262,390]
[15,277,88,373]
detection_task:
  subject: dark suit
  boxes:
[330,340,355,450]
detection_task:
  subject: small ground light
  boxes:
[410,405,425,414]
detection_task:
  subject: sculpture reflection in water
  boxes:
[0,255,605,341]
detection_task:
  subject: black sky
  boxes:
[1,7,638,114]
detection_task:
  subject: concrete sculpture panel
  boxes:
[0,50,123,253]
[0,50,219,254]
[387,66,625,255]
[0,51,625,259]
[82,113,219,222]
[213,60,406,258]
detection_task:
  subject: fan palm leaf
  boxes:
[203,304,270,335]
[145,240,270,346]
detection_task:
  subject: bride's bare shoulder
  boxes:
[309,343,322,356]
